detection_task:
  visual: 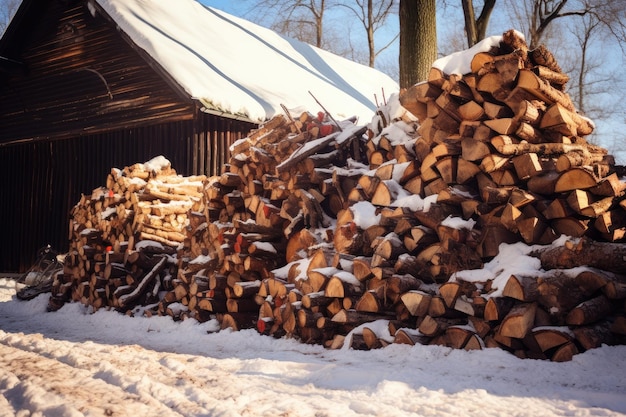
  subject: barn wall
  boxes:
[0,114,254,273]
[0,0,197,143]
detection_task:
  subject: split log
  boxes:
[446,325,481,350]
[573,321,614,350]
[499,302,537,339]
[554,168,599,193]
[400,290,432,316]
[324,274,363,299]
[574,268,620,295]
[484,297,516,322]
[530,326,573,353]
[540,103,594,136]
[550,341,579,362]
[516,69,575,112]
[301,291,334,310]
[355,287,386,313]
[419,315,467,337]
[331,309,391,327]
[393,328,430,346]
[566,295,613,326]
[117,256,167,310]
[502,274,539,302]
[537,271,588,323]
[361,327,387,349]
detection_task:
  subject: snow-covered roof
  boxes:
[94,0,399,124]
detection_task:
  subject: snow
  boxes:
[251,241,277,254]
[100,207,116,220]
[432,34,506,76]
[393,194,427,212]
[189,254,214,265]
[450,239,557,298]
[143,155,172,174]
[95,0,399,123]
[341,319,396,350]
[332,270,360,286]
[350,201,381,229]
[381,122,418,148]
[1,265,625,416]
[441,215,476,231]
[135,239,165,252]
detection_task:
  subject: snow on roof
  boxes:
[95,0,399,124]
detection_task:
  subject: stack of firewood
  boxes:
[49,156,200,312]
[47,30,626,360]
[397,29,623,255]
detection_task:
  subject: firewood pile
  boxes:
[51,156,203,312]
[47,30,626,361]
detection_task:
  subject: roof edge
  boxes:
[90,0,195,107]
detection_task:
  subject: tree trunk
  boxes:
[399,0,436,88]
[461,0,496,47]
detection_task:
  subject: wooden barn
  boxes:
[0,0,398,272]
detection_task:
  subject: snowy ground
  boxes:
[1,277,625,417]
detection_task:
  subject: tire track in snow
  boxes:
[0,340,160,416]
[0,332,208,416]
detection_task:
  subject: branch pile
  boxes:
[48,30,626,361]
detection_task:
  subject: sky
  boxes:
[202,0,241,15]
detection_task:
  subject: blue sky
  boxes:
[201,0,240,14]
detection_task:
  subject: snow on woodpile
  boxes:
[48,30,626,361]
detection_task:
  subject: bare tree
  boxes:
[243,0,399,71]
[337,0,398,67]
[461,0,497,47]
[244,0,337,49]
[570,13,600,115]
[505,0,625,147]
[506,0,625,49]
[564,7,624,150]
[399,0,437,88]
[0,0,20,35]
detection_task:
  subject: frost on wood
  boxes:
[48,30,626,361]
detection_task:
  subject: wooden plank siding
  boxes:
[0,1,198,142]
[0,0,257,271]
[0,115,253,272]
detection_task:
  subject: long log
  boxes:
[493,142,605,157]
[540,238,626,274]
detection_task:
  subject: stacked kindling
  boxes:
[49,30,626,360]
